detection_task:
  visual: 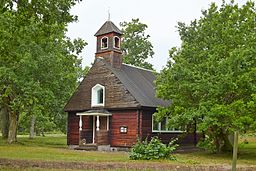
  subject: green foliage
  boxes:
[129,137,178,160]
[197,135,217,153]
[0,0,86,140]
[155,1,256,153]
[120,18,154,70]
[82,66,90,78]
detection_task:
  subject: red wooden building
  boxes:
[64,21,196,150]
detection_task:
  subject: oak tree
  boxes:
[155,1,256,152]
[0,0,86,142]
[120,18,154,70]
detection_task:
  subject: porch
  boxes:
[76,109,111,148]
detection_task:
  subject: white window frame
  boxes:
[101,37,108,49]
[91,84,105,107]
[113,36,120,49]
[152,115,185,133]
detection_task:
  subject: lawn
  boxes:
[0,134,255,170]
[0,135,127,162]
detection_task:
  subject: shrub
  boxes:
[197,135,217,153]
[129,137,178,160]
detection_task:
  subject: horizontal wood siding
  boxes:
[81,116,93,143]
[67,112,79,145]
[96,33,122,53]
[80,129,93,144]
[95,130,109,145]
[67,113,93,145]
[141,108,198,145]
[110,110,138,147]
[141,108,156,140]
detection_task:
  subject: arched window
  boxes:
[113,36,120,49]
[101,37,108,49]
[91,84,105,107]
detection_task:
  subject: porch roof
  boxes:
[76,109,112,116]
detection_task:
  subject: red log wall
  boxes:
[67,113,92,145]
[68,108,198,147]
[110,110,138,147]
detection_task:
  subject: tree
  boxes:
[120,18,154,70]
[155,1,256,153]
[0,0,86,142]
[83,66,90,78]
[0,107,9,139]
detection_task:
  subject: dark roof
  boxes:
[64,59,170,112]
[94,21,122,36]
[106,63,170,108]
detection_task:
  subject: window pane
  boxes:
[153,121,159,131]
[152,115,159,131]
[160,118,167,131]
[97,88,103,104]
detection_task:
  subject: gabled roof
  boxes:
[105,62,170,108]
[94,21,123,36]
[64,59,170,112]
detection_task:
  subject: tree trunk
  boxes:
[41,129,45,137]
[29,115,36,139]
[1,106,9,139]
[214,131,233,153]
[221,133,233,152]
[215,135,222,153]
[8,112,18,143]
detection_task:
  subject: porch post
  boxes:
[96,115,100,131]
[79,115,82,131]
[79,115,82,145]
[107,116,109,131]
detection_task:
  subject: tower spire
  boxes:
[108,8,110,21]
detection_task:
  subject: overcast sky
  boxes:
[67,0,248,71]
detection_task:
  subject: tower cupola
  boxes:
[94,21,123,69]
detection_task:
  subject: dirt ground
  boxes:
[0,158,255,171]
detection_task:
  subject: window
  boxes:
[97,88,103,104]
[91,84,105,107]
[113,36,120,49]
[101,37,108,49]
[120,126,128,134]
[152,115,185,133]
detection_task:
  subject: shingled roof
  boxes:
[64,59,170,112]
[94,21,122,36]
[107,63,170,108]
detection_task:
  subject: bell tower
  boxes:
[94,20,123,69]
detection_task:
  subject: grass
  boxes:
[175,134,256,165]
[0,135,128,162]
[0,133,255,171]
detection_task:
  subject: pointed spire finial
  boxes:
[108,8,110,21]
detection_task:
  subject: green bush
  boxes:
[197,135,217,153]
[129,137,178,160]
